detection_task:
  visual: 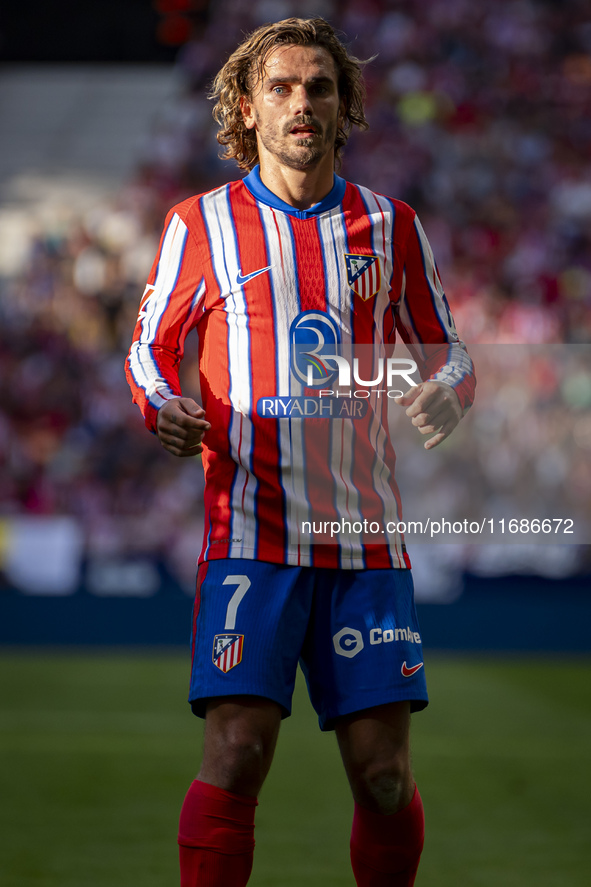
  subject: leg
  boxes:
[198,695,282,795]
[182,558,313,884]
[178,696,282,887]
[336,700,414,814]
[336,702,424,886]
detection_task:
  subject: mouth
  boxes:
[289,121,319,137]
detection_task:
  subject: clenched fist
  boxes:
[156,397,210,457]
[395,381,462,450]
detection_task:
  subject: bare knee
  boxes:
[336,702,414,815]
[207,721,268,786]
[346,755,412,814]
[198,696,282,797]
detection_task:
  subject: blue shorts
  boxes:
[189,559,428,731]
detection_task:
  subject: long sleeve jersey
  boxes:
[126,167,475,570]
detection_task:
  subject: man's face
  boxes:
[241,44,344,172]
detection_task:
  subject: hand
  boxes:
[395,381,462,450]
[156,397,210,457]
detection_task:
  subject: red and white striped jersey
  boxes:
[126,168,475,570]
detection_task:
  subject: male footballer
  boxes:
[126,17,474,886]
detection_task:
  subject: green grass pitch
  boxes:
[0,652,589,886]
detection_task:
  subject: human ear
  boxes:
[240,95,256,130]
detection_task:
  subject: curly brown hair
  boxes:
[210,17,370,171]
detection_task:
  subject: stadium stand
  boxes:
[0,0,589,617]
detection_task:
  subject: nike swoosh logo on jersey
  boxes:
[401,661,424,677]
[236,265,273,285]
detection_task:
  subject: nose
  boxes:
[292,84,314,117]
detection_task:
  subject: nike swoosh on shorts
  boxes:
[401,661,424,677]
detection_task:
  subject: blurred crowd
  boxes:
[389,344,591,580]
[170,0,591,344]
[1,0,590,590]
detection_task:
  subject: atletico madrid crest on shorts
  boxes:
[212,634,244,673]
[344,253,381,301]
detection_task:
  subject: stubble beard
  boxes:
[256,113,338,171]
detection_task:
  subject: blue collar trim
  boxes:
[243,165,347,219]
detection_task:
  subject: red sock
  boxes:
[178,779,257,887]
[350,784,425,886]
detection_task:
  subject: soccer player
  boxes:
[126,17,475,887]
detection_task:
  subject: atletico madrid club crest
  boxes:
[344,254,381,301]
[212,634,244,673]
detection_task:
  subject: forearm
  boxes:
[125,341,183,432]
[421,342,475,414]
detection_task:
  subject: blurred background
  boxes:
[0,4,589,887]
[1,0,590,647]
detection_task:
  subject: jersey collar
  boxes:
[243,165,347,219]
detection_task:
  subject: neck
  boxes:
[257,153,336,210]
